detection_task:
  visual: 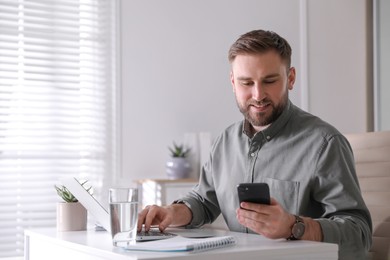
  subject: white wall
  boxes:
[120,0,372,182]
[375,0,390,130]
[307,0,372,133]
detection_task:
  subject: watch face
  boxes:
[292,222,305,239]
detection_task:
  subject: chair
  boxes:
[345,131,390,260]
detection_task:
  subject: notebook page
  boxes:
[123,235,236,253]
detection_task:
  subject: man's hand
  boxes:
[137,203,192,232]
[236,198,295,239]
[236,198,323,241]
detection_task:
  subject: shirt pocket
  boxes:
[264,178,300,214]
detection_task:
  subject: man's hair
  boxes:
[228,29,292,68]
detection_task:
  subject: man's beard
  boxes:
[236,93,288,127]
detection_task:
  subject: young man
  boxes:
[137,29,372,259]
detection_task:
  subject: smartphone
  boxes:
[237,183,270,206]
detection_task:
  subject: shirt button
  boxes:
[251,152,255,157]
[266,136,271,140]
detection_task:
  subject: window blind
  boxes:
[0,0,118,257]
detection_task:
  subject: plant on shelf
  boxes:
[54,180,92,203]
[166,142,192,179]
[168,142,190,158]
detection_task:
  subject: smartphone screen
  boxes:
[237,183,270,205]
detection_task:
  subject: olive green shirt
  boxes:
[178,100,372,260]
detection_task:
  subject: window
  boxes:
[0,0,118,257]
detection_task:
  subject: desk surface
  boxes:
[25,228,338,260]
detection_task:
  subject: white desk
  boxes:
[24,228,338,260]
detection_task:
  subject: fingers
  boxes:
[236,206,269,225]
[137,205,151,231]
[137,205,172,232]
[137,205,160,231]
[236,207,274,237]
[239,201,270,214]
[239,197,280,213]
[269,197,279,206]
[143,205,161,231]
[236,210,267,235]
[236,203,268,235]
[158,216,171,232]
[236,198,291,239]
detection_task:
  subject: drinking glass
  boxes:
[109,188,138,246]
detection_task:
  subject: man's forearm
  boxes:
[301,217,323,242]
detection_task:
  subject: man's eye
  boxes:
[264,79,277,84]
[240,81,253,86]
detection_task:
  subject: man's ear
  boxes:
[287,67,296,90]
[230,71,235,92]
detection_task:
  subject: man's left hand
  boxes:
[236,197,295,239]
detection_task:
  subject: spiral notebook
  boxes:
[124,235,236,253]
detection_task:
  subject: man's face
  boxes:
[230,51,295,131]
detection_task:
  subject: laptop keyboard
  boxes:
[136,230,177,241]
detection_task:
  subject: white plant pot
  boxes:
[56,202,87,231]
[166,157,192,179]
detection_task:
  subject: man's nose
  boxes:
[252,84,265,101]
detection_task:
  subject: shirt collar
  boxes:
[242,100,293,141]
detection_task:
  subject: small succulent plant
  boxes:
[54,180,92,203]
[168,142,190,158]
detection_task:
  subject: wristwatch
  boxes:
[287,215,305,240]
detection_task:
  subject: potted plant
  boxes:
[166,142,192,179]
[55,180,91,231]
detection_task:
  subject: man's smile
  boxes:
[249,101,271,113]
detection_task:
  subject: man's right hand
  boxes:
[137,203,192,232]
